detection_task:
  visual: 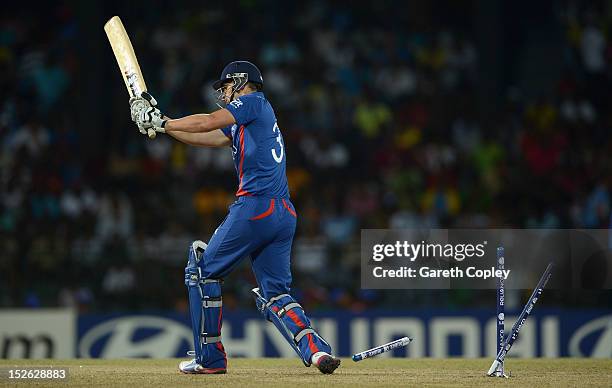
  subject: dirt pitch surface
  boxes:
[1,358,611,387]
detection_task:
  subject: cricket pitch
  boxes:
[1,358,610,387]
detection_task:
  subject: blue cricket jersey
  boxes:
[221,92,289,198]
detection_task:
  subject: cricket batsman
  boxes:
[129,61,340,375]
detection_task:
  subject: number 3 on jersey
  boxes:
[271,122,284,163]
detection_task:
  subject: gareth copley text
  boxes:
[373,266,511,280]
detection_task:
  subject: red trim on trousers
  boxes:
[250,199,275,220]
[281,199,297,218]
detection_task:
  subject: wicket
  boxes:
[495,247,505,376]
[488,249,553,377]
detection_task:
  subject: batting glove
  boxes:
[137,106,167,133]
[129,92,159,133]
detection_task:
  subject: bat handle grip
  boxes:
[147,128,156,139]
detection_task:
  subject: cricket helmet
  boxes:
[212,60,263,91]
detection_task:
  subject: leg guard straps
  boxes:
[200,277,226,367]
[185,241,207,364]
[203,296,222,308]
[252,288,331,366]
[201,278,223,344]
[202,279,223,284]
[294,328,317,343]
[276,302,302,318]
[274,301,315,345]
[185,242,226,368]
[202,332,222,344]
[201,295,222,343]
[265,294,291,309]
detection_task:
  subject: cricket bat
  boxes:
[104,16,156,139]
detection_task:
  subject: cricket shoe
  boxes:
[178,359,226,374]
[312,352,341,374]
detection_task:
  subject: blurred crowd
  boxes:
[1,1,611,312]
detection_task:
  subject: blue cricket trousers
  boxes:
[200,196,298,299]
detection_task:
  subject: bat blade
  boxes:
[104,16,156,139]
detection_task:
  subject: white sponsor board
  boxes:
[0,309,76,358]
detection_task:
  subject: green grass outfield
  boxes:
[1,358,611,387]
